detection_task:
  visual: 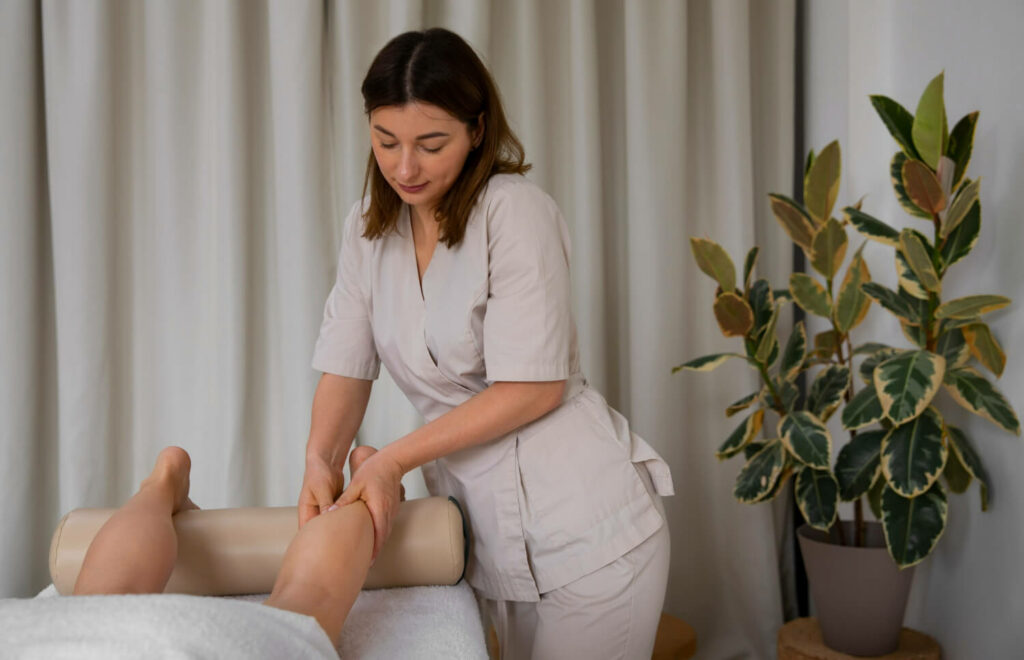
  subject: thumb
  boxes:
[332,485,360,511]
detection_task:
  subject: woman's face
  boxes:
[369,102,482,217]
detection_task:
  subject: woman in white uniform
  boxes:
[301,28,674,659]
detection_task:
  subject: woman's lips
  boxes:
[398,181,428,194]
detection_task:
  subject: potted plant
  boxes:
[675,72,1019,656]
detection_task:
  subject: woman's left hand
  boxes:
[333,451,405,561]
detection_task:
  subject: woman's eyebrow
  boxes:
[372,125,449,140]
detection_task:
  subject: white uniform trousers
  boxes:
[481,467,671,660]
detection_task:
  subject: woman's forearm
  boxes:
[306,373,373,464]
[380,380,566,475]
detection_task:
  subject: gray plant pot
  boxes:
[797,521,915,657]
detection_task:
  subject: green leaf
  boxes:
[894,249,928,300]
[717,409,766,460]
[726,390,762,417]
[861,282,919,324]
[841,384,885,430]
[902,158,947,214]
[780,320,807,382]
[755,304,780,365]
[941,178,980,239]
[881,408,948,497]
[843,207,900,246]
[804,140,842,225]
[805,148,816,177]
[868,473,886,519]
[943,441,973,494]
[854,342,894,356]
[881,481,948,568]
[775,379,801,412]
[939,199,980,271]
[810,217,848,280]
[769,194,817,251]
[935,327,970,369]
[754,461,797,503]
[963,322,1006,377]
[935,295,1011,320]
[860,347,903,384]
[690,238,736,292]
[901,320,928,349]
[713,292,754,337]
[673,352,748,373]
[943,367,1021,435]
[891,152,932,219]
[734,441,786,503]
[874,350,946,424]
[899,229,941,294]
[835,247,872,332]
[946,111,978,189]
[870,94,920,159]
[836,429,886,500]
[743,246,759,291]
[773,288,793,303]
[946,424,990,511]
[790,273,831,318]
[779,411,832,469]
[795,467,840,531]
[807,365,851,421]
[912,72,946,169]
[747,279,774,339]
[812,330,841,359]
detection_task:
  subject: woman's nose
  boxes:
[398,148,419,181]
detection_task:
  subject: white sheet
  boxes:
[0,583,487,659]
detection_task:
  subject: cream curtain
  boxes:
[0,1,794,656]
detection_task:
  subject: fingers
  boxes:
[298,501,319,527]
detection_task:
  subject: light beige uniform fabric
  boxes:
[312,174,674,604]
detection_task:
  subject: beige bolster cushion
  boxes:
[50,496,466,596]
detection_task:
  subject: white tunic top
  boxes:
[312,174,673,601]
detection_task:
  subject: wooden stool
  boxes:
[653,612,697,659]
[778,618,940,660]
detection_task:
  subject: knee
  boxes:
[348,445,377,474]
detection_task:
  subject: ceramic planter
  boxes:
[797,521,914,656]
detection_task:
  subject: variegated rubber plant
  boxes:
[675,73,1020,568]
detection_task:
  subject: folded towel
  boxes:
[2,583,487,659]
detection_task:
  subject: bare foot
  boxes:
[142,446,199,514]
[348,446,405,501]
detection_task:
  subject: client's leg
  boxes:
[263,445,381,645]
[73,446,198,595]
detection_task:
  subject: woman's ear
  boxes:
[473,112,485,148]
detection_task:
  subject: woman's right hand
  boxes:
[298,454,346,527]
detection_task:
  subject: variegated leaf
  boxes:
[935,295,1011,320]
[912,72,946,170]
[804,140,841,225]
[753,460,797,503]
[734,441,786,503]
[963,322,1006,377]
[946,111,978,189]
[860,347,902,384]
[807,365,851,421]
[939,199,981,272]
[714,292,754,337]
[780,320,807,382]
[844,207,900,246]
[854,342,894,356]
[868,473,886,519]
[743,246,759,291]
[881,408,947,497]
[861,282,919,324]
[901,320,928,349]
[895,249,928,300]
[673,353,748,373]
[769,194,816,250]
[943,367,1021,435]
[690,238,736,292]
[755,304,780,365]
[726,390,762,417]
[717,409,766,460]
[795,467,840,531]
[813,330,841,359]
[882,481,948,568]
[841,384,885,430]
[946,424,990,511]
[870,94,920,159]
[779,411,832,469]
[891,152,932,219]
[835,246,871,332]
[747,279,774,339]
[899,229,941,294]
[810,217,848,280]
[941,178,980,239]
[936,328,970,369]
[902,158,946,214]
[790,273,831,318]
[943,441,973,494]
[874,350,946,424]
[835,429,886,500]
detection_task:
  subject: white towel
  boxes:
[0,583,487,659]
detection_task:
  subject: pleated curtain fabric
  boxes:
[0,1,794,656]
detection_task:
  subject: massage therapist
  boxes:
[298,28,674,659]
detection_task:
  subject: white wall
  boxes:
[804,2,1024,657]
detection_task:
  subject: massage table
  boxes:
[0,497,489,659]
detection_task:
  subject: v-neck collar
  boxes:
[406,205,439,302]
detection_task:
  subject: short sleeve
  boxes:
[483,182,573,382]
[311,201,380,379]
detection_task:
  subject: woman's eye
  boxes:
[421,145,442,154]
[380,142,397,149]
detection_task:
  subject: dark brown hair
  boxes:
[360,28,530,247]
